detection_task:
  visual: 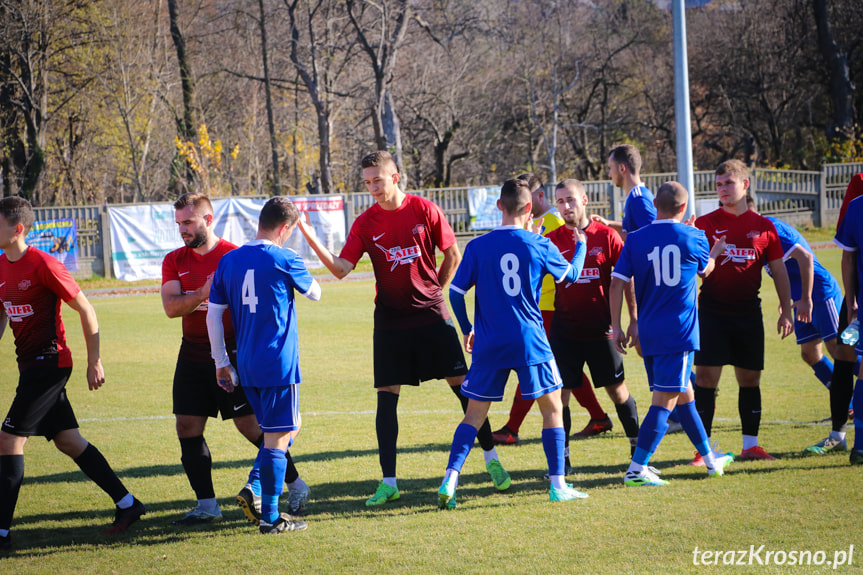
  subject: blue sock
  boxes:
[260,448,287,524]
[812,356,834,389]
[541,427,566,477]
[677,400,711,456]
[667,406,680,424]
[446,423,478,472]
[854,380,863,451]
[247,449,263,496]
[632,406,671,466]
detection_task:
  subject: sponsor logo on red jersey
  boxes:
[747,230,763,239]
[720,244,757,265]
[577,267,600,283]
[376,243,422,271]
[18,279,31,290]
[3,301,34,321]
[412,224,426,235]
[589,247,604,256]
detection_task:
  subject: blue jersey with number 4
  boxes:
[451,226,577,369]
[612,220,710,356]
[209,239,314,388]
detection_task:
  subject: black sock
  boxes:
[376,391,399,478]
[179,435,215,500]
[450,384,495,451]
[284,450,299,484]
[73,443,129,504]
[0,455,24,531]
[562,405,572,446]
[830,360,854,433]
[739,387,762,437]
[615,395,640,439]
[694,384,717,437]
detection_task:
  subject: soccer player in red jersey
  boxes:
[0,197,145,550]
[693,160,794,462]
[299,151,510,506]
[547,179,641,464]
[162,193,308,525]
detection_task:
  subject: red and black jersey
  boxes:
[695,209,784,313]
[0,247,80,369]
[340,194,455,330]
[162,238,236,362]
[837,173,863,229]
[547,221,623,341]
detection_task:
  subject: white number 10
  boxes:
[647,245,681,286]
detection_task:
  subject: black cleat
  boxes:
[103,497,146,534]
[236,486,261,524]
[259,513,307,534]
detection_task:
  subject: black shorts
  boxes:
[172,356,255,420]
[550,337,625,389]
[838,295,850,333]
[695,307,764,371]
[373,319,468,388]
[2,359,79,440]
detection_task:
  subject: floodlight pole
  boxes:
[673,0,696,217]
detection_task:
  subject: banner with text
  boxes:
[467,187,502,230]
[26,218,79,271]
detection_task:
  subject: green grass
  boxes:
[1,247,861,574]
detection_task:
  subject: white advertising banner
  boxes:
[467,186,502,230]
[108,196,346,281]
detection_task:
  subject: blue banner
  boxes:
[26,218,79,271]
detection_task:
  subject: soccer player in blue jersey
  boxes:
[833,196,863,465]
[438,178,590,508]
[609,182,734,485]
[207,197,319,533]
[590,144,657,240]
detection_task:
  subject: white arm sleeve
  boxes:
[303,279,322,301]
[206,303,232,369]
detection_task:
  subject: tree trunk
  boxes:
[167,0,197,140]
[812,0,854,139]
[257,0,280,194]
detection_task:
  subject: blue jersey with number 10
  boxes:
[209,240,314,388]
[612,220,710,357]
[451,226,576,369]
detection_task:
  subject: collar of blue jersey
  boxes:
[652,219,677,224]
[493,224,524,230]
[246,239,274,246]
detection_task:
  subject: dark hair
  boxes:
[0,196,35,233]
[361,151,398,173]
[500,179,532,216]
[609,144,642,175]
[516,172,543,193]
[259,197,300,231]
[654,181,688,214]
[173,192,214,214]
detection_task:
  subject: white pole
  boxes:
[673,0,696,217]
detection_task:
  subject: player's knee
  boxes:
[53,430,87,458]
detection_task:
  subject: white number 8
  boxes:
[500,253,521,296]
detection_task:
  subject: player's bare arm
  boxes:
[437,243,461,287]
[623,279,639,349]
[161,277,212,318]
[590,214,622,232]
[609,276,630,354]
[66,290,105,390]
[463,330,475,354]
[842,249,858,320]
[767,257,794,339]
[787,246,814,323]
[698,235,727,278]
[297,218,354,279]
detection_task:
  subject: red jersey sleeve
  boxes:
[162,250,179,284]
[426,199,456,252]
[838,173,863,228]
[339,221,366,266]
[763,220,784,262]
[38,252,80,302]
[608,227,624,263]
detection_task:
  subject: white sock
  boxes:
[287,477,307,491]
[198,497,219,512]
[742,435,758,450]
[443,468,460,488]
[483,448,499,465]
[626,461,644,475]
[549,475,566,490]
[382,477,398,489]
[115,493,134,509]
[830,430,847,441]
[703,451,717,470]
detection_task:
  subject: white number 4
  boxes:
[242,269,258,313]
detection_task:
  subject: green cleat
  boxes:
[804,436,847,455]
[486,459,511,491]
[624,467,668,486]
[365,481,400,507]
[850,449,863,466]
[438,477,458,510]
[707,454,734,478]
[549,483,589,502]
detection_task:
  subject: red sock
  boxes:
[572,373,606,420]
[505,384,535,434]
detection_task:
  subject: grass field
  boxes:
[1,247,861,574]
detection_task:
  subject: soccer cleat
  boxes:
[690,441,733,467]
[739,446,777,461]
[706,454,734,478]
[803,436,847,455]
[850,449,863,465]
[236,486,261,524]
[491,426,519,445]
[549,483,589,501]
[259,513,307,534]
[624,467,668,487]
[103,497,146,534]
[287,482,310,516]
[365,481,400,507]
[438,477,458,510]
[572,416,613,438]
[171,503,222,526]
[486,459,511,491]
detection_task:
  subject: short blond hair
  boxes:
[715,159,749,182]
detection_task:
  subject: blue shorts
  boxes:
[461,360,562,402]
[795,294,841,344]
[244,385,300,433]
[644,352,694,393]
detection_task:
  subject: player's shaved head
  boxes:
[173,192,213,215]
[556,178,586,198]
[516,172,543,193]
[361,150,398,174]
[500,179,532,216]
[259,197,300,231]
[0,196,34,232]
[654,181,689,215]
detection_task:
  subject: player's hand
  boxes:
[612,327,628,354]
[590,214,608,226]
[683,214,697,226]
[87,359,105,391]
[216,365,237,392]
[709,235,727,258]
[463,331,474,354]
[777,312,794,339]
[529,217,545,235]
[297,217,315,239]
[573,225,586,245]
[793,298,812,324]
[198,273,213,300]
[626,323,639,351]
